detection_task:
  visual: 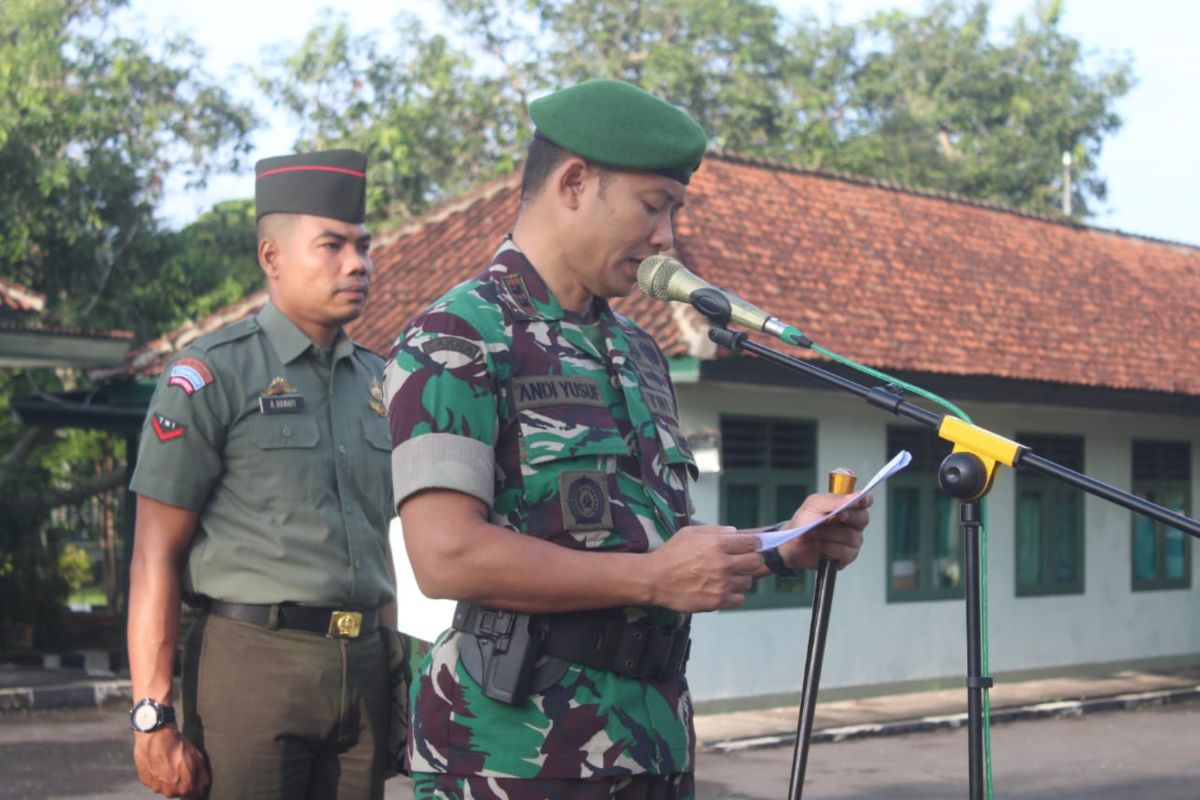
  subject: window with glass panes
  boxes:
[719,417,816,609]
[886,426,961,602]
[1131,440,1191,591]
[1015,434,1085,596]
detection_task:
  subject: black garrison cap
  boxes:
[254,149,368,223]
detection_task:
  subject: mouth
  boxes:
[337,284,369,301]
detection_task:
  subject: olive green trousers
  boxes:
[181,613,388,799]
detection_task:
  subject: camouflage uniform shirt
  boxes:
[384,239,698,780]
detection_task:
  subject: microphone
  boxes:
[637,254,798,341]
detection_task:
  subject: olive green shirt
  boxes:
[130,302,395,608]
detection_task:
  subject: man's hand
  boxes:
[777,493,872,572]
[647,524,765,612]
[133,726,209,799]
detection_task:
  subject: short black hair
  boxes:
[520,136,572,203]
[520,135,615,203]
[256,212,298,244]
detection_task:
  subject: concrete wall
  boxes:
[676,380,1200,704]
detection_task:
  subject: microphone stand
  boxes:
[788,469,856,800]
[685,288,1200,800]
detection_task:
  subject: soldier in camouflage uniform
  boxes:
[385,80,870,799]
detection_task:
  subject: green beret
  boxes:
[255,149,367,223]
[529,79,707,184]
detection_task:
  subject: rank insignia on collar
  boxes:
[262,376,299,396]
[368,378,387,418]
[167,357,213,396]
[151,414,186,442]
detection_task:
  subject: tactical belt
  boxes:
[454,604,690,680]
[207,600,379,639]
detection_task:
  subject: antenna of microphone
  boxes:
[636,255,811,347]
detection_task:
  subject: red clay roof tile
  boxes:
[131,153,1200,397]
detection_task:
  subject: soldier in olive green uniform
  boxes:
[386,81,870,799]
[127,150,399,799]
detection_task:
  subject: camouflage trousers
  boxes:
[411,772,695,799]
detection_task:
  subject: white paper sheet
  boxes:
[389,518,456,643]
[755,450,913,551]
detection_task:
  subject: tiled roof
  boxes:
[132,153,1200,397]
[0,278,45,313]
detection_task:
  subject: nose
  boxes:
[346,247,371,276]
[648,213,675,252]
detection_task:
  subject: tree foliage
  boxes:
[792,0,1133,214]
[259,0,1131,221]
[0,1,261,630]
[0,0,256,335]
[257,11,528,226]
[144,199,261,332]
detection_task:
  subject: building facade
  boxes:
[678,376,1197,708]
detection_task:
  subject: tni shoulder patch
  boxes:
[151,414,186,442]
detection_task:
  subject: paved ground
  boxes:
[2,703,1198,799]
[2,660,1199,798]
[693,663,1200,748]
[694,704,1200,799]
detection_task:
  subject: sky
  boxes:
[121,0,1199,246]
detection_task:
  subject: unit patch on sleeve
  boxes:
[167,357,214,395]
[151,414,186,442]
[420,335,482,368]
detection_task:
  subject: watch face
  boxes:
[132,702,160,732]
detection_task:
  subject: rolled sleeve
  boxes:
[390,432,495,509]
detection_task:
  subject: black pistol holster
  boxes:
[453,603,566,705]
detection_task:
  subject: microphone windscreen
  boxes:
[637,255,682,300]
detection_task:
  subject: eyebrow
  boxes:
[648,188,685,209]
[315,230,373,247]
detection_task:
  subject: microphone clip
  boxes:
[687,287,733,326]
[707,326,746,352]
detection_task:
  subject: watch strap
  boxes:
[763,545,799,578]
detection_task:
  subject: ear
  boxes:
[258,237,281,280]
[554,157,592,211]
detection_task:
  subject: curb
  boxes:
[707,684,1200,752]
[0,679,131,714]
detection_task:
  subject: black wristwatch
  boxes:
[763,547,800,578]
[129,697,176,733]
[760,522,800,578]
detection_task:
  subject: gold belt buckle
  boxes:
[327,610,363,639]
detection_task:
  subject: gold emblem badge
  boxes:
[369,378,388,418]
[262,377,299,396]
[327,610,364,639]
